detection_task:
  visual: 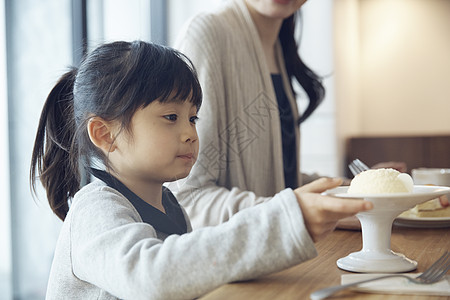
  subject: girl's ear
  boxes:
[87,117,117,153]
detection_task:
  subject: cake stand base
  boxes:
[337,250,418,273]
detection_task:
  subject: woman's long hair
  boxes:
[279,13,325,124]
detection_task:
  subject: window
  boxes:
[87,0,152,48]
[6,0,72,298]
[0,0,12,297]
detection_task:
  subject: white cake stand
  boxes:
[325,185,450,273]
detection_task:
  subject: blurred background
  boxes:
[0,0,449,298]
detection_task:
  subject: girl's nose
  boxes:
[182,125,198,143]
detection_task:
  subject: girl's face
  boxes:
[244,0,307,19]
[111,99,199,185]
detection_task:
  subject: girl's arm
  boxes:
[70,187,316,300]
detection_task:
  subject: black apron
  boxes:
[90,168,187,235]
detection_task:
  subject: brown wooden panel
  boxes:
[345,135,450,178]
[426,136,450,168]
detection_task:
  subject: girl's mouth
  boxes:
[178,153,195,160]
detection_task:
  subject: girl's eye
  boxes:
[190,116,199,124]
[164,114,178,122]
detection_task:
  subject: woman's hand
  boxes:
[371,161,407,173]
[293,178,373,242]
[439,195,449,207]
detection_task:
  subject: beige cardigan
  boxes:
[171,0,316,229]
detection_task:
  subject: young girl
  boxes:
[30,41,371,300]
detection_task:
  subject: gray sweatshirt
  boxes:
[45,179,317,300]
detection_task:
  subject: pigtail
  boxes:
[30,68,80,221]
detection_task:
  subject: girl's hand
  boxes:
[293,178,373,242]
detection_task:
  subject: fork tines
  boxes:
[349,159,370,177]
[418,251,450,283]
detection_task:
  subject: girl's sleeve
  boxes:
[70,188,317,300]
[172,15,272,229]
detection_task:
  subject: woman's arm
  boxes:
[172,15,273,228]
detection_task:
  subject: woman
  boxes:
[172,0,411,229]
[171,0,327,229]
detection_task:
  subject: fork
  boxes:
[310,251,450,300]
[348,158,370,177]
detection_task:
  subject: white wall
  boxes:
[167,0,223,46]
[336,0,450,140]
[299,0,338,177]
[87,0,151,47]
[334,0,362,173]
[359,0,450,135]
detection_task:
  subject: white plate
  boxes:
[394,215,450,228]
[394,194,450,228]
[325,185,450,200]
[325,186,450,228]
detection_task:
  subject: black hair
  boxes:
[279,13,325,124]
[30,41,202,220]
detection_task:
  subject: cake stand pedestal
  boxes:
[325,185,450,273]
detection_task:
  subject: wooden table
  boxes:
[200,225,450,300]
